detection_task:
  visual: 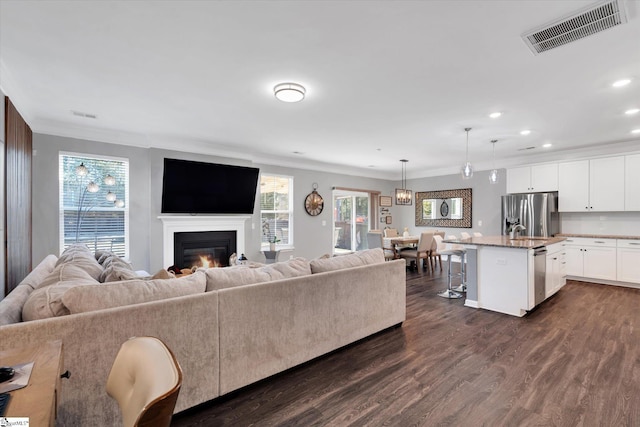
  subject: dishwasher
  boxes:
[533,247,547,306]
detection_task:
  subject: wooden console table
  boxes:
[0,340,63,426]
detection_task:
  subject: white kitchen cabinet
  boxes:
[506,163,558,194]
[563,237,616,281]
[616,239,640,284]
[625,154,640,211]
[545,243,566,298]
[558,157,625,212]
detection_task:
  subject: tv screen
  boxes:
[161,158,259,214]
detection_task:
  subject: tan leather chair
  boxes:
[383,228,398,238]
[430,231,446,270]
[399,231,434,271]
[366,231,395,260]
[107,336,183,427]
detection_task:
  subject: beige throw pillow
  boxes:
[62,271,207,314]
[22,280,100,321]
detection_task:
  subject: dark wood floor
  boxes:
[172,268,640,427]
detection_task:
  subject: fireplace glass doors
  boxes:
[173,230,237,269]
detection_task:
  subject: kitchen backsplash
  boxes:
[560,212,640,237]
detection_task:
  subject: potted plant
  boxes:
[269,236,280,252]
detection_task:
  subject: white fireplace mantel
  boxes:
[158,215,250,268]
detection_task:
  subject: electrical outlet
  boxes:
[322,220,326,226]
[478,220,483,227]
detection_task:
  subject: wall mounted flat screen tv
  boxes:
[161,158,259,214]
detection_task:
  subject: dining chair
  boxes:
[107,336,183,427]
[460,232,471,239]
[473,232,482,237]
[383,228,398,238]
[399,231,434,271]
[366,231,395,261]
[430,231,446,270]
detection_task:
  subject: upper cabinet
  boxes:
[625,154,640,211]
[506,164,558,194]
[558,157,625,212]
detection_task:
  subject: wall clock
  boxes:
[304,184,324,216]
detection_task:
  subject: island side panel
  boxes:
[477,246,531,317]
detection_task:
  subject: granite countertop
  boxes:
[556,233,640,240]
[443,235,566,249]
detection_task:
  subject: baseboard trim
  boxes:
[464,299,479,308]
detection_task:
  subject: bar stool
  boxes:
[448,234,467,293]
[434,235,463,299]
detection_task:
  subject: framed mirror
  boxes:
[415,188,472,228]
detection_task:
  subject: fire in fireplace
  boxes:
[174,230,237,269]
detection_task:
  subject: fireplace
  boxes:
[174,231,236,269]
[158,215,250,269]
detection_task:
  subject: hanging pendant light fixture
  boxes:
[461,127,474,179]
[489,139,499,184]
[395,159,412,205]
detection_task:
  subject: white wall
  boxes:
[560,212,640,236]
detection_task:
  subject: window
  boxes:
[260,174,293,248]
[59,153,129,257]
[333,190,369,254]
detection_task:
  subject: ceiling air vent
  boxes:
[521,0,628,55]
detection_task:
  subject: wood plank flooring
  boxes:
[172,268,640,426]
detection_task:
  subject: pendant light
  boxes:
[461,127,473,179]
[395,159,412,205]
[489,139,498,184]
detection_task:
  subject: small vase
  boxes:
[269,243,276,252]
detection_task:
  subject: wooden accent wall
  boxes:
[4,97,32,293]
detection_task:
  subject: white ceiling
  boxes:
[1,0,639,180]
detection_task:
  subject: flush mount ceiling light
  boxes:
[274,82,306,102]
[625,108,639,115]
[489,112,502,118]
[520,129,532,135]
[612,78,631,88]
[542,143,553,148]
[632,129,640,134]
[489,140,498,184]
[461,127,474,180]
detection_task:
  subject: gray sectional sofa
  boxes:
[0,246,406,426]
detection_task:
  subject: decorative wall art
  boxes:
[415,188,472,228]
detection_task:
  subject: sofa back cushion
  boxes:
[62,271,207,314]
[21,266,101,321]
[204,257,311,291]
[309,248,385,274]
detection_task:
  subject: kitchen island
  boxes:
[444,235,566,317]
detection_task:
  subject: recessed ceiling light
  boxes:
[520,129,531,135]
[274,83,306,102]
[489,112,502,118]
[632,129,640,134]
[542,143,552,148]
[612,79,631,88]
[625,108,639,115]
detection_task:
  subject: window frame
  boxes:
[59,151,130,258]
[259,173,294,250]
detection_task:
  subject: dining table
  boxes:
[385,236,419,258]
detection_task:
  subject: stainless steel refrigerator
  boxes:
[501,192,559,237]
